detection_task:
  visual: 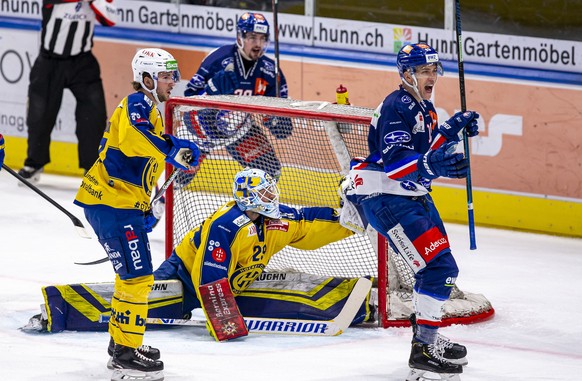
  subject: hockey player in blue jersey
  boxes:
[342,43,480,380]
[183,12,291,180]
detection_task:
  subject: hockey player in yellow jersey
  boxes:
[154,168,365,338]
[74,48,200,381]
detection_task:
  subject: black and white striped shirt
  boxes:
[41,1,96,58]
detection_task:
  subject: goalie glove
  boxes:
[338,175,367,235]
[90,0,117,27]
[418,141,469,180]
[438,110,480,142]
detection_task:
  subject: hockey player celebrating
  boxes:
[74,48,200,381]
[183,12,292,180]
[342,43,480,381]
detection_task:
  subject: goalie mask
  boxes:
[236,12,270,60]
[396,43,443,101]
[132,48,180,104]
[233,168,280,219]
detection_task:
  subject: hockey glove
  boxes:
[417,141,469,180]
[205,70,239,95]
[144,197,165,233]
[263,116,293,139]
[165,135,200,170]
[438,111,480,141]
[0,134,5,170]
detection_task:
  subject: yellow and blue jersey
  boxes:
[155,201,354,310]
[74,92,173,211]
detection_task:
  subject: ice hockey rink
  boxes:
[1,171,580,381]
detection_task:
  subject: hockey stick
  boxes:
[454,0,477,250]
[271,0,281,97]
[99,277,371,336]
[2,163,91,239]
[74,169,181,265]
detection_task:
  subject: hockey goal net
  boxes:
[164,95,494,328]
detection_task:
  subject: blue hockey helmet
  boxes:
[237,12,270,40]
[233,168,280,219]
[396,43,443,78]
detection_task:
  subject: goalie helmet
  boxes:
[131,48,180,102]
[396,43,443,78]
[233,168,280,219]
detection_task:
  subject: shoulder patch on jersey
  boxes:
[371,103,382,129]
[401,95,412,104]
[248,224,257,237]
[221,57,234,68]
[262,60,275,72]
[384,130,411,144]
[233,214,251,227]
[265,219,289,232]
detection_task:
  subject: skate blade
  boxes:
[111,369,164,381]
[447,356,468,366]
[406,369,461,381]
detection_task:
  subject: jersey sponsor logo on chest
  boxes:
[254,78,268,95]
[266,219,289,232]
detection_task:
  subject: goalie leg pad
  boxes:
[235,272,372,325]
[198,278,248,341]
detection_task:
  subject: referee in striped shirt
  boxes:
[19,0,117,182]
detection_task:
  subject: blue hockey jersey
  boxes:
[347,86,448,199]
[185,44,288,98]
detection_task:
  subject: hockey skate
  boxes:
[110,344,164,381]
[17,166,43,184]
[409,314,468,365]
[406,342,462,381]
[107,337,161,369]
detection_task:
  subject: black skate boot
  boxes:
[17,166,43,184]
[107,338,161,369]
[407,341,462,381]
[110,344,164,381]
[410,313,468,365]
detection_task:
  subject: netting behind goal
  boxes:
[164,95,494,327]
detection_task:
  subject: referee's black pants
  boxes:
[25,51,107,171]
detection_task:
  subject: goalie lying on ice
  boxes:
[26,168,376,337]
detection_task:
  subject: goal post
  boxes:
[164,95,494,328]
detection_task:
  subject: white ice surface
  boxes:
[1,171,581,380]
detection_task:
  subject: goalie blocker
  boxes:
[198,278,248,341]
